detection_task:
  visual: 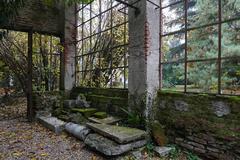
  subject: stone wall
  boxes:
[1,0,64,36]
[153,91,240,159]
[70,87,128,116]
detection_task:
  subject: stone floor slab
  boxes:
[86,123,147,144]
[88,116,122,125]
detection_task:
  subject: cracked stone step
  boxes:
[84,133,147,156]
[88,116,123,125]
[86,123,147,144]
[37,116,66,135]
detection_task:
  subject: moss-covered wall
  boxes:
[153,91,240,160]
[70,87,128,116]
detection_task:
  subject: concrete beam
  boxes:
[0,0,64,37]
[63,5,77,91]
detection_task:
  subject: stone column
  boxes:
[128,0,160,120]
[64,5,77,91]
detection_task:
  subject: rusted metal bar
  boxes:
[159,0,163,89]
[59,36,65,91]
[27,29,34,122]
[218,0,222,94]
[184,0,188,93]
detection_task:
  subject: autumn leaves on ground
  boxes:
[0,96,103,160]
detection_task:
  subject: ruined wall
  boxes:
[70,87,128,116]
[1,0,64,36]
[153,91,240,159]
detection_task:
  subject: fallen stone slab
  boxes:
[154,146,173,157]
[84,133,147,156]
[86,123,147,144]
[65,122,91,140]
[37,116,66,135]
[88,116,122,125]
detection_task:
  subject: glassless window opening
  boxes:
[160,0,240,95]
[75,0,129,88]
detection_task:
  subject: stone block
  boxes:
[37,116,66,135]
[179,143,194,150]
[188,141,205,149]
[69,113,87,124]
[84,133,146,156]
[212,101,230,117]
[65,122,91,140]
[193,147,206,154]
[207,147,220,153]
[154,146,173,157]
[131,150,143,159]
[71,108,97,118]
[64,100,76,108]
[174,100,188,112]
[75,99,90,108]
[92,112,107,119]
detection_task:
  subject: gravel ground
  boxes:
[0,118,105,160]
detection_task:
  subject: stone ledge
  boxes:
[84,133,146,156]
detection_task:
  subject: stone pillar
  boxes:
[128,0,160,120]
[64,5,76,91]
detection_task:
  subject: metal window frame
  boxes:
[75,0,129,88]
[159,0,240,95]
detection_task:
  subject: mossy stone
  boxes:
[71,108,97,117]
[93,112,108,119]
[58,115,69,121]
[151,121,168,146]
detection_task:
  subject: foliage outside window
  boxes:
[160,0,240,95]
[0,31,61,92]
[76,0,128,88]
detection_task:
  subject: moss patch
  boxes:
[155,90,240,143]
[71,108,97,118]
[93,112,107,119]
[151,121,168,146]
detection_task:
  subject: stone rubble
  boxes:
[153,146,173,157]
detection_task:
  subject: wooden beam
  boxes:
[27,29,34,122]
